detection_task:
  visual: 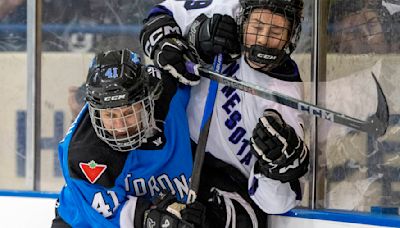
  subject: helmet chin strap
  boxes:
[244,45,286,72]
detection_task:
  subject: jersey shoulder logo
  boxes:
[79,160,107,184]
[152,137,163,146]
[183,0,212,10]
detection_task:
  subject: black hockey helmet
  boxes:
[85,49,158,152]
[238,0,304,72]
[240,0,303,22]
[86,49,145,109]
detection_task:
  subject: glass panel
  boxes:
[291,0,314,208]
[0,0,28,189]
[318,0,400,213]
[0,0,26,51]
[38,0,163,191]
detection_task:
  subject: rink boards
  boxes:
[0,192,397,228]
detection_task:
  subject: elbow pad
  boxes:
[140,14,183,58]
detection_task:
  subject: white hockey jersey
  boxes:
[159,0,305,214]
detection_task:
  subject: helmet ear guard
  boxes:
[85,49,158,152]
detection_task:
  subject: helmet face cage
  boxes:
[238,0,303,71]
[88,96,156,152]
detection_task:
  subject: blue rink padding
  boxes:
[283,209,400,227]
[371,206,399,215]
[0,190,58,199]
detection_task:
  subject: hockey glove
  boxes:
[250,109,309,183]
[144,192,206,228]
[153,38,200,86]
[206,188,228,228]
[140,14,182,58]
[206,187,260,228]
[188,14,241,64]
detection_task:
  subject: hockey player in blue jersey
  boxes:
[140,0,310,227]
[51,49,206,228]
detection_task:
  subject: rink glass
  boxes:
[1,0,399,215]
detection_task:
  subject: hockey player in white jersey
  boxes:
[140,0,310,227]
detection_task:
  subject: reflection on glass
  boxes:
[0,0,164,53]
[0,0,163,191]
[0,0,26,51]
[0,0,27,190]
[328,0,387,54]
[39,0,164,191]
[319,0,400,213]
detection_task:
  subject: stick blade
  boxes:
[367,72,389,137]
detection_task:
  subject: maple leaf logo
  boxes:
[79,160,107,184]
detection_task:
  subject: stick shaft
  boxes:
[196,67,387,136]
[187,55,223,204]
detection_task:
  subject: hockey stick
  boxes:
[185,62,389,137]
[187,54,223,204]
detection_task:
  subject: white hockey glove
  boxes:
[250,109,309,183]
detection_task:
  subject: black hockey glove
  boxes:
[140,14,182,58]
[250,109,309,183]
[188,14,241,64]
[205,188,228,228]
[153,38,200,86]
[144,192,206,228]
[205,187,261,228]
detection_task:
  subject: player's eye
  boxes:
[102,111,118,119]
[102,111,111,118]
[270,27,284,35]
[123,109,134,117]
[248,23,263,32]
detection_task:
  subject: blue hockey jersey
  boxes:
[56,82,193,227]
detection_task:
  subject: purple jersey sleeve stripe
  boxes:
[147,5,173,20]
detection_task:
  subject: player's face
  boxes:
[244,8,291,68]
[333,9,386,53]
[100,103,143,138]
